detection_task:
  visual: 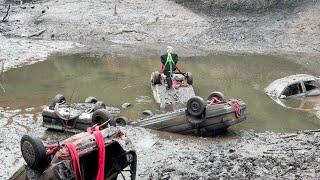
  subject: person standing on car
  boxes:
[160,46,179,89]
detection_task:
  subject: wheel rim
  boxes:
[190,101,200,112]
[22,141,36,165]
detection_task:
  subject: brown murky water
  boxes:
[0,54,319,132]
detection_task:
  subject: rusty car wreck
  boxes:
[11,123,137,180]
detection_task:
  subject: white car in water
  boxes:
[265,74,320,108]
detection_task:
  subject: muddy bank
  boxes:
[174,0,304,11]
[1,109,320,179]
[0,0,319,71]
[132,128,320,179]
[0,35,77,72]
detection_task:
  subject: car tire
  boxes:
[52,94,66,106]
[186,96,205,117]
[84,96,98,104]
[207,91,225,101]
[110,116,128,127]
[186,72,193,85]
[151,71,161,85]
[92,109,112,125]
[20,135,49,172]
[94,101,106,111]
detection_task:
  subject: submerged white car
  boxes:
[265,74,320,107]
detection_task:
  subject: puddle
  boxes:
[0,54,319,132]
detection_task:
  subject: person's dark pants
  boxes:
[164,71,172,89]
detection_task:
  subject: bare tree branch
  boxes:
[113,0,117,16]
[0,60,5,93]
[2,4,11,22]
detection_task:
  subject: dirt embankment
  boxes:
[174,0,304,11]
[0,0,320,70]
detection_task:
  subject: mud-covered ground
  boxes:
[1,108,320,179]
[0,0,320,70]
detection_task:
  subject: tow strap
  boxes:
[227,101,241,118]
[210,97,242,118]
[65,143,83,180]
[87,126,106,180]
[93,129,105,180]
[65,126,106,180]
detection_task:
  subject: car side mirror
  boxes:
[280,95,286,99]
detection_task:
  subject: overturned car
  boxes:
[265,74,320,107]
[150,71,195,108]
[42,94,127,133]
[11,123,137,180]
[133,92,246,136]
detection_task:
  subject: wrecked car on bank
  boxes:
[265,74,320,107]
[42,94,127,133]
[133,91,246,136]
[11,123,137,180]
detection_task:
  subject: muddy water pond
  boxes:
[0,54,319,132]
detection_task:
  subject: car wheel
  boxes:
[92,109,112,125]
[186,72,193,85]
[84,96,98,104]
[187,96,205,117]
[207,91,225,101]
[94,101,106,111]
[52,94,66,106]
[110,116,128,127]
[20,135,49,172]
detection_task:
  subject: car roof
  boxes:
[265,74,317,97]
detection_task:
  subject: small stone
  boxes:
[142,110,153,116]
[121,102,132,109]
[25,107,34,112]
[160,173,170,180]
[229,149,235,153]
[163,168,175,173]
[209,156,216,163]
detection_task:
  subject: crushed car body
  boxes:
[133,92,246,136]
[11,123,137,180]
[42,94,127,133]
[265,74,320,107]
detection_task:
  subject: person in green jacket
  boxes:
[160,46,180,89]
